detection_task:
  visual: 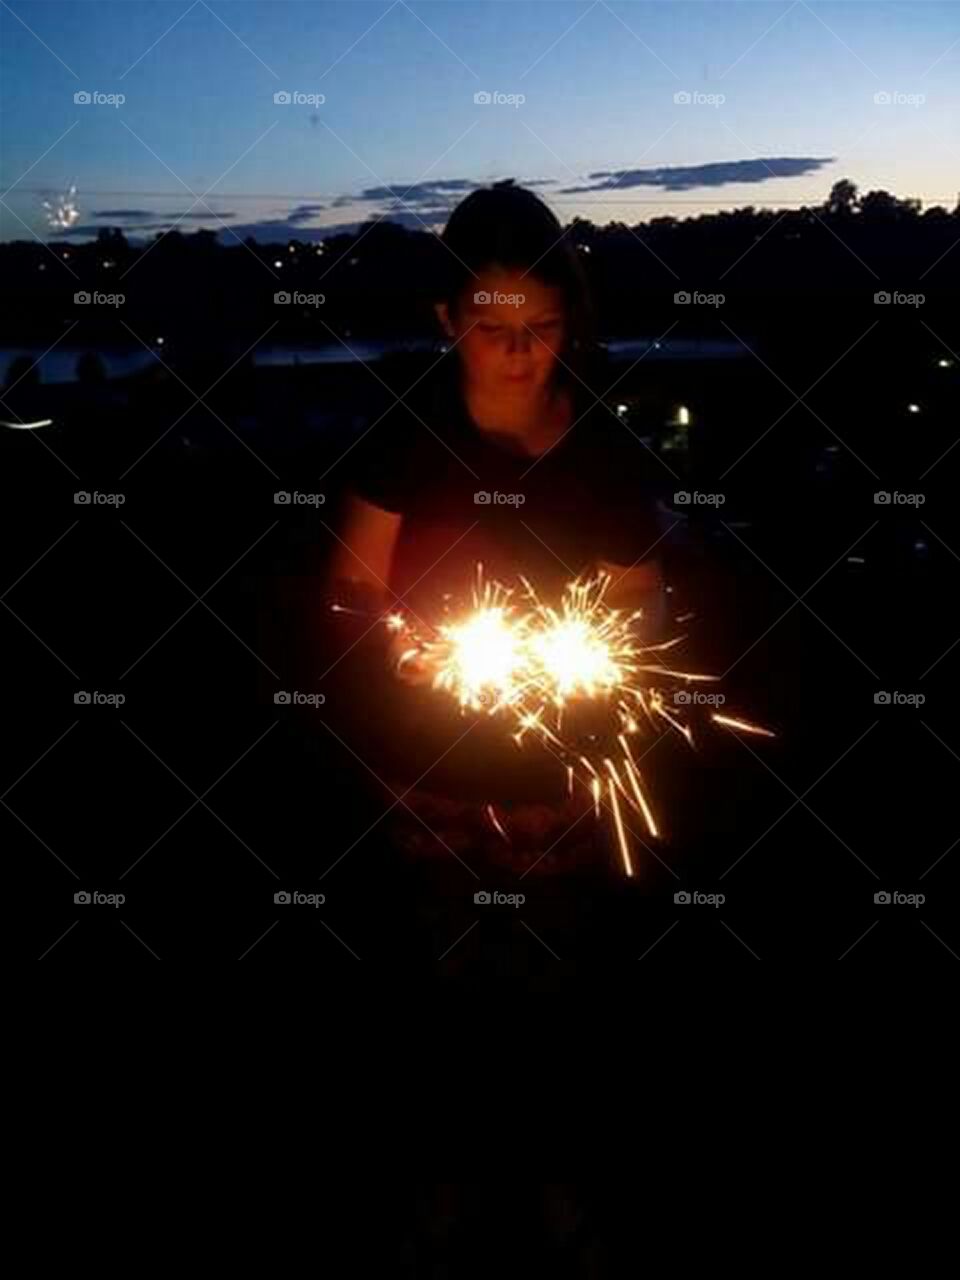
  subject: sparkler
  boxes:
[336,565,773,875]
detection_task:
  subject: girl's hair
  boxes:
[436,180,601,391]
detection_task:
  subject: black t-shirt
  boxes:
[346,351,664,615]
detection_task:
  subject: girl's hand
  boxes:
[388,627,433,686]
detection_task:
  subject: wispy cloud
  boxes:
[560,157,834,193]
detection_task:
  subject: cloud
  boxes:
[353,180,481,206]
[287,203,327,224]
[559,157,834,194]
[91,208,236,222]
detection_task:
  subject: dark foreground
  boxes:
[6,337,959,975]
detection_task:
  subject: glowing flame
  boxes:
[369,565,772,874]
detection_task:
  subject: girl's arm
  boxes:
[326,493,430,682]
[326,493,403,606]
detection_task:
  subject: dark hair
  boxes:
[436,180,600,391]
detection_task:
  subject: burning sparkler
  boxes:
[335,565,773,875]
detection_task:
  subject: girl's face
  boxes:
[436,268,568,399]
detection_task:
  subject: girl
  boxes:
[326,181,666,876]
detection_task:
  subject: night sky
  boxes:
[2,0,958,245]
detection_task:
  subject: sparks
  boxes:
[42,185,80,232]
[357,565,772,875]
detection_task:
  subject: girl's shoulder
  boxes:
[345,350,460,512]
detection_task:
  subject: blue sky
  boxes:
[1,0,957,244]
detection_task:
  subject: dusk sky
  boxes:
[1,0,958,245]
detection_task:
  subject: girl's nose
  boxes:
[506,329,531,354]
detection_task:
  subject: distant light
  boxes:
[579,243,591,253]
[617,403,628,416]
[937,357,953,369]
[914,540,927,552]
[654,341,661,349]
[274,259,283,268]
[156,336,165,346]
[1,418,55,430]
[847,556,865,565]
[348,256,359,266]
[677,405,690,426]
[907,403,921,414]
[38,263,46,271]
[316,246,325,255]
[102,260,115,268]
[288,244,296,253]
